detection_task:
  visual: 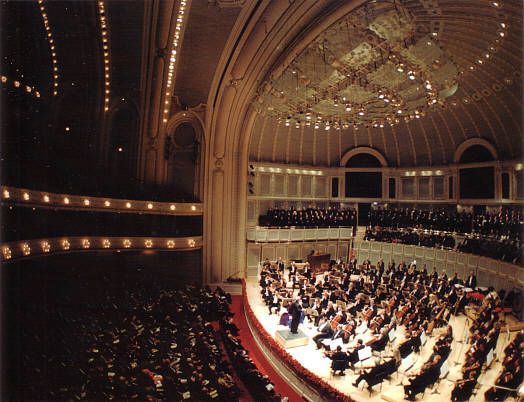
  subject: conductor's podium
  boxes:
[275,328,309,349]
[307,253,331,274]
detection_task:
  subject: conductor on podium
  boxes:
[289,297,302,334]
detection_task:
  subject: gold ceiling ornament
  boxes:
[254,0,460,130]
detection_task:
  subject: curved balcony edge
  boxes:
[1,186,202,215]
[1,236,203,262]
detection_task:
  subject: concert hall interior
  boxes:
[1,0,523,401]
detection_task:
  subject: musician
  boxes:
[277,257,285,272]
[377,258,385,273]
[268,293,281,315]
[288,262,297,281]
[430,267,438,280]
[465,271,477,289]
[325,345,349,376]
[352,354,399,391]
[302,262,311,279]
[403,354,442,400]
[451,371,477,401]
[322,324,344,350]
[322,301,336,321]
[484,368,522,401]
[313,318,334,349]
[449,272,459,287]
[261,286,272,305]
[347,339,364,367]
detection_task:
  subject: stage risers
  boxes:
[275,329,309,349]
[244,277,523,401]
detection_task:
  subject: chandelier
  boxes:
[254,1,459,130]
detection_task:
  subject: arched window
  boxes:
[459,144,494,164]
[345,153,383,168]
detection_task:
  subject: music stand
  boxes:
[419,330,427,346]
[357,346,372,372]
[397,352,416,384]
[431,359,449,395]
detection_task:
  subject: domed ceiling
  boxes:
[249,0,522,167]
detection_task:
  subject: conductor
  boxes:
[289,297,302,334]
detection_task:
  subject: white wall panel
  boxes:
[287,175,299,196]
[318,229,329,240]
[261,246,275,261]
[329,228,340,239]
[274,174,285,196]
[268,230,280,241]
[340,228,352,239]
[259,173,271,195]
[301,176,312,196]
[247,246,260,266]
[279,230,290,241]
[275,246,287,262]
[314,176,328,197]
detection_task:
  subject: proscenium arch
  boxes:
[453,138,498,164]
[204,0,372,283]
[340,147,388,167]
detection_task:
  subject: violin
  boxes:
[342,323,354,341]
[330,314,342,330]
[369,316,384,332]
[396,303,410,320]
[362,305,375,322]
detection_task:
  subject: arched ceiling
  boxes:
[248,0,522,167]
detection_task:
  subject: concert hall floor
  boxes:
[245,278,519,401]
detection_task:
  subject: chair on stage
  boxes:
[330,359,347,377]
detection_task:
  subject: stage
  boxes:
[244,277,519,401]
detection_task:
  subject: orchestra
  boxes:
[257,254,520,397]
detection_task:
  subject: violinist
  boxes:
[313,318,334,349]
[324,345,348,376]
[322,301,335,321]
[347,339,364,367]
[321,324,344,351]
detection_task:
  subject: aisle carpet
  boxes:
[230,295,303,402]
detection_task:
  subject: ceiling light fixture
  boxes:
[163,0,192,124]
[97,1,111,112]
[37,0,59,96]
[253,1,458,131]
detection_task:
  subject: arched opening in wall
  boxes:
[344,153,383,200]
[109,107,139,184]
[345,153,383,168]
[166,122,200,201]
[459,144,495,164]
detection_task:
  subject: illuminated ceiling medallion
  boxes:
[254,1,459,129]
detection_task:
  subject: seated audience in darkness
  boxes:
[14,276,260,401]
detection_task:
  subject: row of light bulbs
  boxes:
[2,237,198,260]
[37,0,59,96]
[467,2,507,73]
[2,188,198,212]
[97,1,111,112]
[163,0,189,123]
[1,75,41,98]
